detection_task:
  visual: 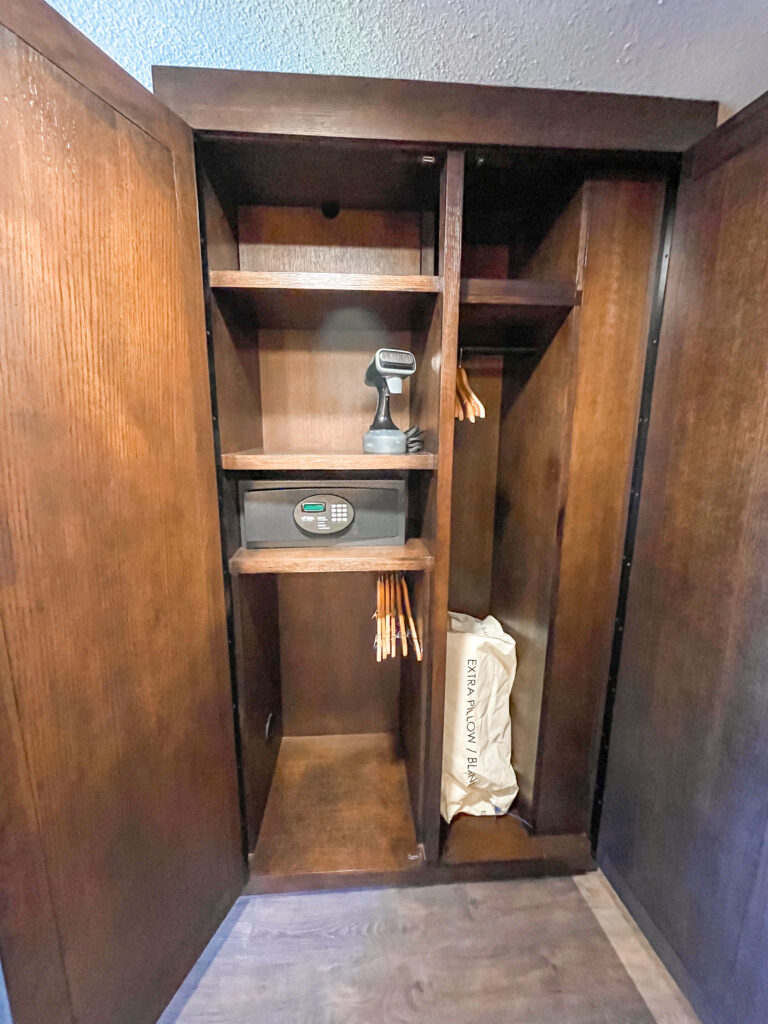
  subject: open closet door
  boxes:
[0,3,243,1024]
[598,94,768,1024]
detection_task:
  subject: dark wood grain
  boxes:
[220,449,436,470]
[0,17,243,1024]
[277,574,400,736]
[250,734,419,876]
[197,159,239,272]
[210,269,440,292]
[448,185,588,760]
[210,275,424,452]
[685,85,768,179]
[449,355,503,617]
[420,150,465,862]
[195,134,442,212]
[206,154,441,863]
[442,815,592,870]
[0,632,73,1024]
[460,278,579,306]
[232,575,282,850]
[255,324,416,450]
[244,851,595,892]
[534,178,665,834]
[209,292,265,455]
[153,65,717,153]
[490,316,578,819]
[207,201,436,454]
[400,297,445,843]
[238,206,426,274]
[520,186,588,283]
[229,539,434,574]
[399,570,432,836]
[210,280,438,331]
[599,114,768,1024]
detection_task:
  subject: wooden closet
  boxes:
[2,4,767,1024]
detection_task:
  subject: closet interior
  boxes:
[199,138,442,883]
[196,131,665,888]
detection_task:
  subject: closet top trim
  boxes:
[152,66,717,155]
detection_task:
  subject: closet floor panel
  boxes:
[249,733,419,878]
[441,814,593,868]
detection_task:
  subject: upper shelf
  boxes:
[210,270,441,293]
[459,278,581,334]
[209,270,440,329]
[460,278,579,305]
[221,449,437,471]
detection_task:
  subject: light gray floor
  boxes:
[0,961,11,1024]
[159,873,700,1024]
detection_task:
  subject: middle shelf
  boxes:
[229,538,434,574]
[221,449,437,471]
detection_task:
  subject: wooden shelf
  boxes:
[221,449,437,471]
[210,270,441,293]
[459,278,580,331]
[460,277,579,306]
[209,270,440,329]
[230,538,434,574]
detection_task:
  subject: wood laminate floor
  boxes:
[159,872,700,1024]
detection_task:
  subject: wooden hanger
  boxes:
[375,572,422,661]
[455,359,486,422]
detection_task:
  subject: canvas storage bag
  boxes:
[441,612,519,822]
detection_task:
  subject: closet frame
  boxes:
[14,5,761,1019]
[154,68,708,892]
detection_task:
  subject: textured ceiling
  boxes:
[50,0,768,118]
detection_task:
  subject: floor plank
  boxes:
[576,872,701,1024]
[159,877,677,1024]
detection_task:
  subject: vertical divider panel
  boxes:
[533,177,666,834]
[420,150,464,862]
[232,574,282,851]
[489,186,589,826]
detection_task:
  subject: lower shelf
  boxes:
[249,733,420,877]
[441,813,593,868]
[230,539,434,574]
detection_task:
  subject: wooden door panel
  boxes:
[599,95,768,1024]
[0,6,243,1024]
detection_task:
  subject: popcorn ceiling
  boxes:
[50,0,768,121]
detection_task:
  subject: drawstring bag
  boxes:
[441,612,518,822]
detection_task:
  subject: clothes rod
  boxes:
[460,345,543,356]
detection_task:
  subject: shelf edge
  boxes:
[230,539,435,574]
[210,270,441,293]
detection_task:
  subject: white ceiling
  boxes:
[51,0,768,119]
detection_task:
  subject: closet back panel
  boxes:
[256,328,413,452]
[449,354,503,618]
[238,206,425,273]
[278,573,400,736]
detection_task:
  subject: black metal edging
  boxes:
[590,168,680,852]
[193,144,250,863]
